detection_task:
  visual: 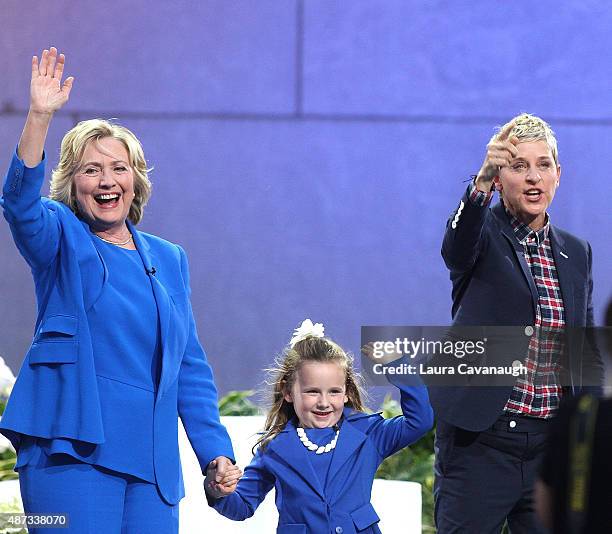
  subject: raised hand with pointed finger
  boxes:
[475,121,519,192]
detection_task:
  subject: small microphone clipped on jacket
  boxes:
[146,267,157,276]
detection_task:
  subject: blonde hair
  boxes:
[50,119,152,224]
[255,335,367,452]
[492,112,559,165]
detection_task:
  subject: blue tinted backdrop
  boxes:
[1,1,610,396]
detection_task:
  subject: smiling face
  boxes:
[284,361,348,428]
[495,140,561,230]
[73,137,135,234]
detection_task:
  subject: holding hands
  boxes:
[204,456,242,499]
[475,122,519,192]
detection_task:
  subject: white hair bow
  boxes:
[289,319,325,348]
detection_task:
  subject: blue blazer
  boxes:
[211,386,433,534]
[0,151,234,504]
[432,187,603,431]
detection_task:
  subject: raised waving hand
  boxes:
[30,47,74,115]
[19,47,74,167]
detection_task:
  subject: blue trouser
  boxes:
[434,413,550,534]
[18,445,178,534]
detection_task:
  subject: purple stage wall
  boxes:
[1,1,610,396]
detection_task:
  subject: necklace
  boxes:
[296,425,339,454]
[95,233,133,246]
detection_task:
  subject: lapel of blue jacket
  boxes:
[267,419,326,499]
[492,203,539,317]
[548,226,575,327]
[129,224,172,397]
[327,408,368,484]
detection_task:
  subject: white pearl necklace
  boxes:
[296,426,339,454]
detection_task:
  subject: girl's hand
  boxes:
[204,457,242,499]
[29,47,74,116]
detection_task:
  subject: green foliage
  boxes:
[375,394,436,533]
[0,454,18,481]
[218,390,261,416]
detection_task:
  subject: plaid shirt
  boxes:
[469,183,564,418]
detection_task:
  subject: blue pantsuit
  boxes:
[1,150,234,531]
[19,446,179,533]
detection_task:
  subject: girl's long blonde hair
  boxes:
[255,335,367,452]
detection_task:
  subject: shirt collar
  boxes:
[503,203,550,245]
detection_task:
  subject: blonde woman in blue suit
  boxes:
[0,47,241,533]
[205,320,433,534]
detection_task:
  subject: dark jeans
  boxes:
[434,413,550,534]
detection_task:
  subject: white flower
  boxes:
[0,357,15,396]
[290,319,325,348]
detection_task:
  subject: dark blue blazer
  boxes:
[0,151,234,504]
[433,187,603,431]
[211,386,433,534]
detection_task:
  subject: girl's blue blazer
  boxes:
[0,151,233,504]
[211,386,433,533]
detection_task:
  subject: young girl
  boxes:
[205,319,433,533]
